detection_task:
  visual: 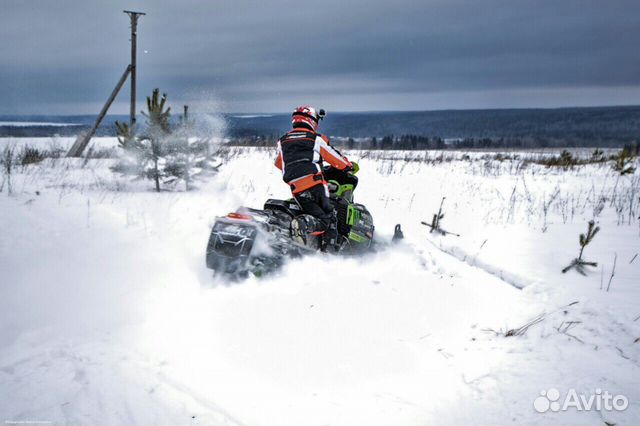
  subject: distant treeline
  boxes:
[2,106,639,147]
[228,134,640,150]
[224,106,640,146]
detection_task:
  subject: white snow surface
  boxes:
[0,139,639,425]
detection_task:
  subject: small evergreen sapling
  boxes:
[429,198,445,233]
[141,89,172,192]
[163,105,221,191]
[113,89,221,191]
[164,106,201,190]
[562,220,600,275]
[112,89,171,191]
[421,197,460,237]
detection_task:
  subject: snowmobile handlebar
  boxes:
[325,162,359,176]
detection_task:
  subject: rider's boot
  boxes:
[321,214,339,252]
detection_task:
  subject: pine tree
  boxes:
[112,89,218,191]
[163,105,216,191]
[562,221,600,275]
[137,89,171,191]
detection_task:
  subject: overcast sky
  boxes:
[2,0,640,114]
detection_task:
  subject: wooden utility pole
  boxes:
[67,65,132,157]
[124,10,145,132]
[67,10,145,157]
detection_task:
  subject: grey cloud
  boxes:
[2,0,640,113]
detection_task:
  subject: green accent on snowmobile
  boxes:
[206,163,375,276]
[347,231,368,243]
[330,181,355,199]
[346,204,361,226]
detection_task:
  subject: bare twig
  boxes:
[556,320,582,334]
[600,265,604,290]
[421,221,461,237]
[86,198,91,228]
[471,239,489,266]
[483,301,579,338]
[563,332,585,344]
[437,348,453,359]
[616,346,630,360]
[555,320,585,343]
[606,253,617,292]
[509,315,545,336]
[630,253,638,264]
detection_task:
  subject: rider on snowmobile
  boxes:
[274,106,353,250]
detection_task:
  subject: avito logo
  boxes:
[534,388,628,413]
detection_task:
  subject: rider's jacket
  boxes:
[275,128,351,194]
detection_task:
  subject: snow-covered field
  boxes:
[1,137,639,425]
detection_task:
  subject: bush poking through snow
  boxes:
[541,150,579,169]
[484,313,546,337]
[591,148,605,162]
[18,146,46,165]
[112,89,219,191]
[1,145,15,194]
[612,148,637,176]
[534,149,611,169]
[562,220,600,275]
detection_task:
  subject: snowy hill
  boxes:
[3,105,640,144]
[0,138,638,425]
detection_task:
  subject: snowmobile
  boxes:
[205,163,375,276]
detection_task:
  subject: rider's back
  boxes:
[277,128,322,182]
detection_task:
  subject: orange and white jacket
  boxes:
[275,128,351,194]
